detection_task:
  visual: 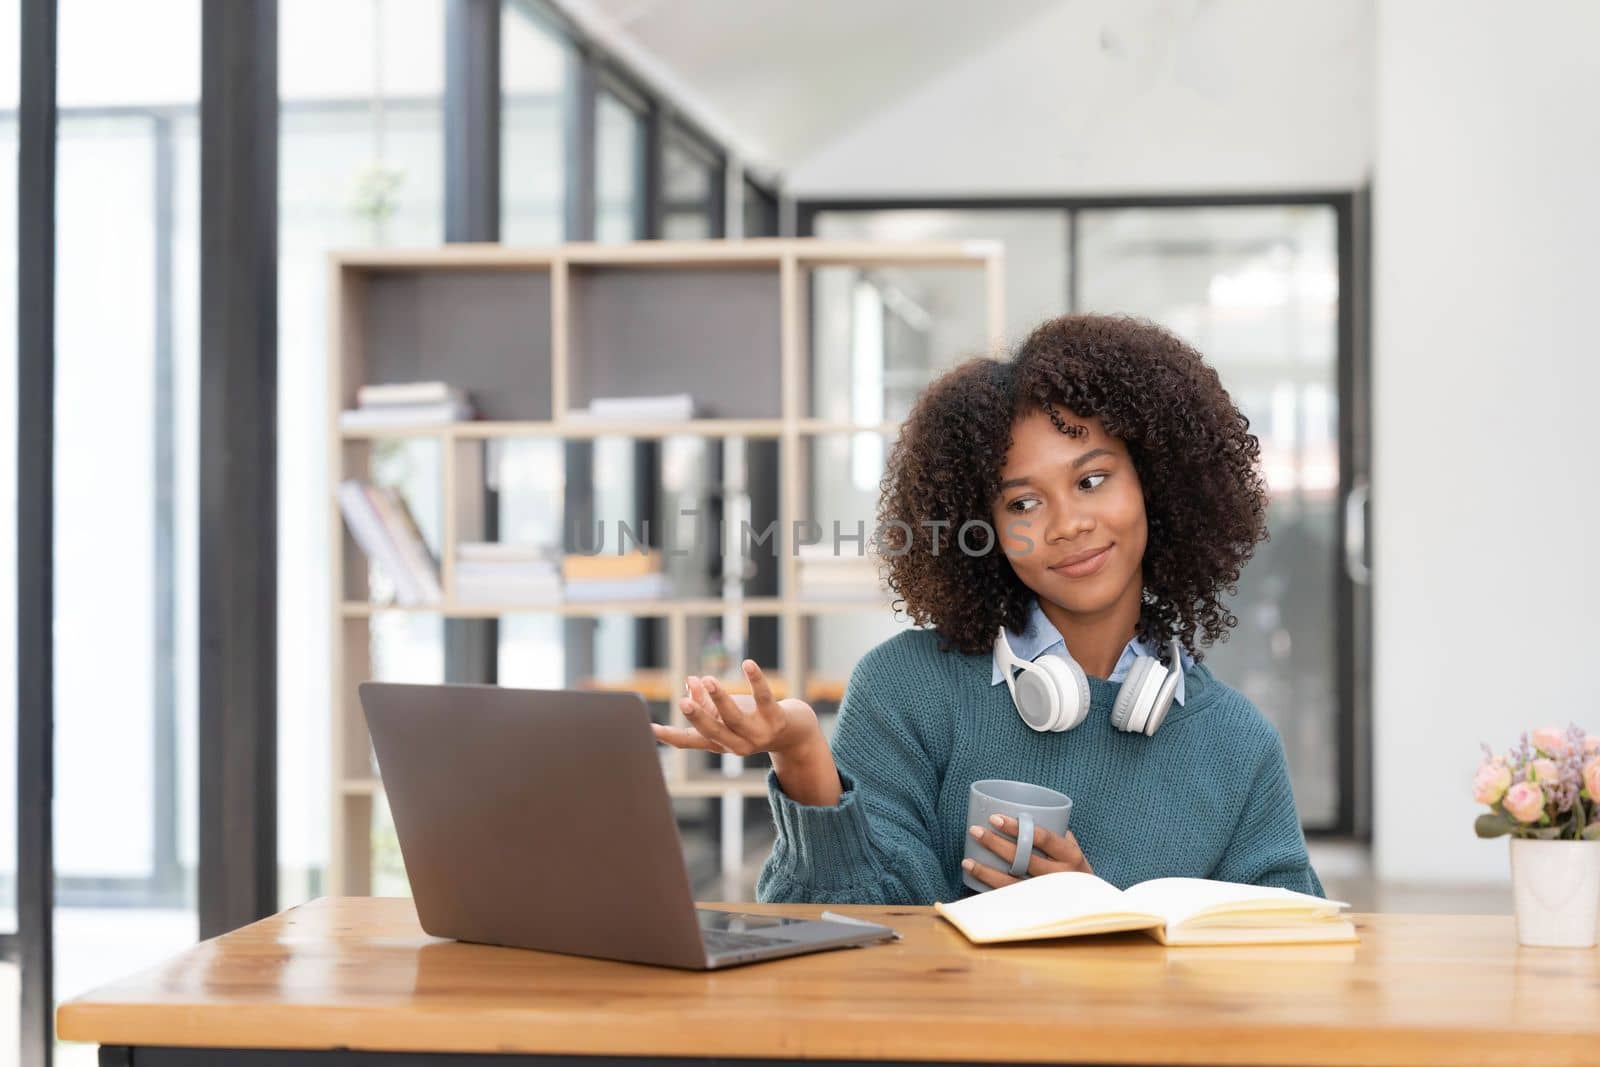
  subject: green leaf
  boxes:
[1529,826,1566,840]
[1475,812,1513,838]
[1583,823,1600,841]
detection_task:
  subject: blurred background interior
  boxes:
[5,0,1600,1063]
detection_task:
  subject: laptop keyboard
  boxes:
[702,929,792,954]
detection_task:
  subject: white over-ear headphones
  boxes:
[993,628,1185,736]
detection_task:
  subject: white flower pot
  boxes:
[1509,838,1600,948]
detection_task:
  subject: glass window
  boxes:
[53,4,201,1062]
[595,89,644,242]
[1076,205,1341,828]
[812,208,1069,352]
[279,0,446,908]
[811,203,1345,832]
[662,133,719,239]
[502,2,569,244]
[809,210,1039,424]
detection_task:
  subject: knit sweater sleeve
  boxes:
[1208,725,1326,898]
[755,641,953,905]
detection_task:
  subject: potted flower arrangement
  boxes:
[1473,724,1600,947]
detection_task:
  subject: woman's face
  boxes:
[990,408,1147,617]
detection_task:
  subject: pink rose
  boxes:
[1529,758,1562,785]
[1503,781,1546,823]
[1531,727,1570,758]
[1585,736,1600,756]
[1473,760,1512,805]
[1584,758,1600,802]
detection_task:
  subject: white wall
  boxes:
[788,0,1373,196]
[1372,0,1600,883]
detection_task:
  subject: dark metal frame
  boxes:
[446,0,502,243]
[797,192,1371,842]
[197,0,280,940]
[742,174,780,238]
[1343,189,1373,842]
[18,4,58,1065]
[444,0,503,687]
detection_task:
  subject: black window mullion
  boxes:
[634,97,658,240]
[18,0,58,1060]
[564,44,598,241]
[707,153,727,239]
[443,0,502,686]
[445,0,501,243]
[197,0,279,940]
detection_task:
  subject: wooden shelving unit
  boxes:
[328,237,1004,895]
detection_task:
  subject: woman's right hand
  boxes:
[652,658,824,759]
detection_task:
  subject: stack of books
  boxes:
[569,393,698,421]
[454,542,561,605]
[795,543,881,601]
[339,381,474,429]
[562,549,671,601]
[337,479,442,605]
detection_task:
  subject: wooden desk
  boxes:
[58,897,1600,1067]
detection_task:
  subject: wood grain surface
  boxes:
[55,896,1600,1066]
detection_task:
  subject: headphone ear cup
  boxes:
[1012,665,1063,732]
[1034,655,1089,731]
[1109,657,1148,732]
[1142,669,1182,735]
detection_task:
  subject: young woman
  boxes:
[653,314,1325,904]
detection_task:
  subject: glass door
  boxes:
[1076,204,1348,830]
[807,200,1366,835]
[49,5,203,1064]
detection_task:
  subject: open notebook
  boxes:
[935,872,1357,946]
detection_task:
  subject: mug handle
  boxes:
[1008,812,1035,878]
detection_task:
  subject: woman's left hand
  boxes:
[962,814,1094,889]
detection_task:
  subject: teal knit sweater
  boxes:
[757,628,1324,904]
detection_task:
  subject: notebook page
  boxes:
[1120,877,1349,929]
[936,871,1162,943]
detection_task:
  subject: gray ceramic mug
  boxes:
[963,779,1073,893]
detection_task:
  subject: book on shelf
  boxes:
[562,572,672,602]
[454,578,562,605]
[569,393,698,421]
[339,400,474,428]
[457,541,560,564]
[561,549,663,581]
[341,380,475,428]
[357,381,468,408]
[337,479,442,605]
[934,872,1357,947]
[454,547,562,605]
[795,544,882,600]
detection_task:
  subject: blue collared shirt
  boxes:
[989,597,1195,705]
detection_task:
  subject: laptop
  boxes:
[358,681,898,970]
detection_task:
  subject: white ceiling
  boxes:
[560,0,1063,172]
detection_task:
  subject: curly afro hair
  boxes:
[875,313,1269,660]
